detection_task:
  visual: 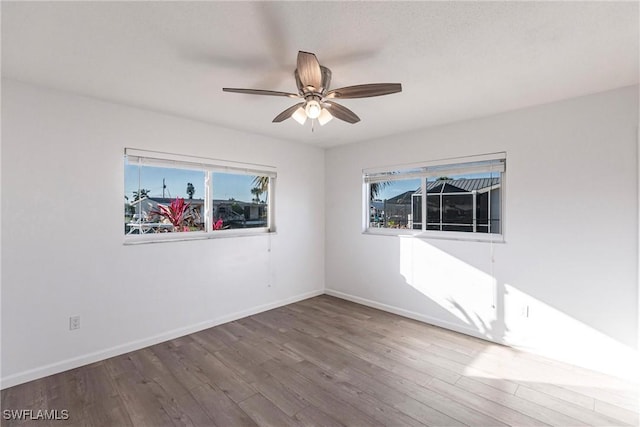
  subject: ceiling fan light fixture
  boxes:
[318,108,333,126]
[292,107,307,125]
[305,100,322,119]
[223,51,402,127]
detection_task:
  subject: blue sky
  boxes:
[125,165,261,202]
[376,178,421,200]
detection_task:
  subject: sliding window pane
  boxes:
[124,163,205,234]
[212,173,268,230]
[369,179,420,229]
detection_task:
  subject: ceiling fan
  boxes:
[223,51,402,126]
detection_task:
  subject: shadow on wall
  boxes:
[396,236,639,380]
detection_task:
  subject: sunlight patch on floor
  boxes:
[398,236,639,383]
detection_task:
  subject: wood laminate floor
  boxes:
[2,295,638,426]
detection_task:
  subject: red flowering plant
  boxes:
[212,218,230,231]
[152,197,191,232]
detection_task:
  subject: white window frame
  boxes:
[124,148,276,244]
[363,152,505,242]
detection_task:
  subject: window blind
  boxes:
[364,154,505,183]
[125,148,277,178]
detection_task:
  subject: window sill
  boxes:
[124,228,275,245]
[363,228,504,243]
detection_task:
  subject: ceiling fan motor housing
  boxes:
[295,66,332,96]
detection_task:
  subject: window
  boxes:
[124,149,275,241]
[369,177,421,229]
[364,153,505,239]
[212,172,269,230]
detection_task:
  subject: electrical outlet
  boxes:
[69,316,80,330]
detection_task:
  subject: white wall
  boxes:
[0,79,325,388]
[2,80,637,387]
[325,86,639,379]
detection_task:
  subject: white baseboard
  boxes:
[4,288,636,388]
[1,289,323,390]
[325,289,639,381]
[324,288,499,345]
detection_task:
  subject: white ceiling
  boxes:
[2,1,638,148]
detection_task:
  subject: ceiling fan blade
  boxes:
[324,101,360,124]
[273,102,305,123]
[325,83,402,99]
[223,88,299,98]
[297,51,322,90]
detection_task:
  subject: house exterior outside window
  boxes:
[364,153,505,241]
[124,149,275,243]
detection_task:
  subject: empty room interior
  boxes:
[1,2,639,426]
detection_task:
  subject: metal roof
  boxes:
[413,178,500,195]
[385,190,416,204]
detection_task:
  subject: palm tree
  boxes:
[370,182,390,201]
[186,182,195,199]
[251,187,263,203]
[132,189,150,201]
[252,176,269,193]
